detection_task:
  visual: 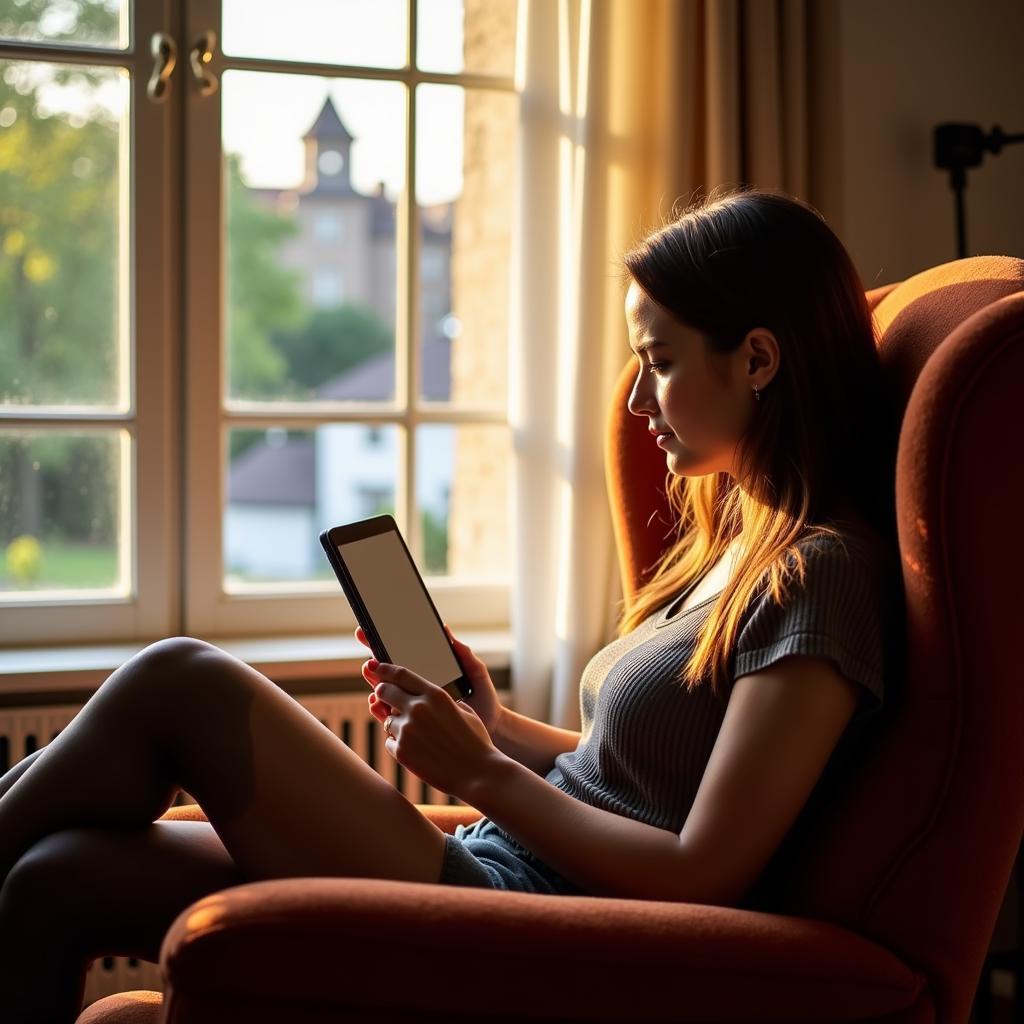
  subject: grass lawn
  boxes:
[0,540,119,591]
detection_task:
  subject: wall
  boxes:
[447,0,518,582]
[812,0,1024,288]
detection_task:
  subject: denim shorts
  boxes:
[438,815,588,895]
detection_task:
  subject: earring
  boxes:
[753,384,761,402]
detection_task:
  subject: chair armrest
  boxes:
[159,803,210,823]
[158,801,484,834]
[158,877,927,1023]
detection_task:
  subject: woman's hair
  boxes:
[613,184,899,698]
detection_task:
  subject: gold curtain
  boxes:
[511,0,822,728]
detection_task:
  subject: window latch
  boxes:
[189,30,219,98]
[146,31,177,104]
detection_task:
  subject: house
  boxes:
[225,333,454,580]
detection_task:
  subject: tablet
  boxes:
[319,514,472,703]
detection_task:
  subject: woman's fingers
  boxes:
[355,629,382,688]
[445,623,482,666]
[368,693,393,721]
[445,624,469,653]
[361,657,387,692]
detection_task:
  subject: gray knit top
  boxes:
[491,515,898,888]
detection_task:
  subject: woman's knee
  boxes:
[136,636,219,678]
[101,637,232,714]
[136,637,261,695]
[1,823,245,957]
[0,830,82,931]
[77,638,246,782]
[10,822,235,889]
[72,638,209,744]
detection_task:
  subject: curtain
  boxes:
[508,0,817,728]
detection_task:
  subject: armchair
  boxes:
[79,255,1024,1024]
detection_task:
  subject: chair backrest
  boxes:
[604,255,1024,1024]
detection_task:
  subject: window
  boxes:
[356,483,391,519]
[313,211,341,241]
[1,0,519,645]
[0,2,176,645]
[312,268,343,306]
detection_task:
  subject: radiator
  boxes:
[0,693,468,1008]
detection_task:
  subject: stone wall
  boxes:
[446,0,518,581]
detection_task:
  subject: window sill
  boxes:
[0,629,513,698]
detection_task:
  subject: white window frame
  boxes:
[0,0,181,647]
[182,0,516,638]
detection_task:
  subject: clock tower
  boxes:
[300,95,356,195]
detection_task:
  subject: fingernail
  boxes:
[369,694,377,703]
[367,658,379,669]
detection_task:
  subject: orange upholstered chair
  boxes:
[78,255,1024,1024]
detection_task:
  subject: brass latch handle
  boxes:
[189,30,219,97]
[147,31,177,103]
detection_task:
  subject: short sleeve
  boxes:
[727,528,890,718]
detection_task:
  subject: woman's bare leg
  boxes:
[0,819,244,1022]
[0,636,450,1016]
[1,747,183,808]
[0,636,448,885]
[0,746,46,802]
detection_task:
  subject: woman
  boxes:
[0,185,902,1020]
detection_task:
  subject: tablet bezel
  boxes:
[318,514,472,703]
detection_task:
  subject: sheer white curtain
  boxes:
[507,0,816,728]
[507,0,664,728]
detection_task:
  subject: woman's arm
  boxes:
[467,653,864,905]
[466,754,694,902]
[490,706,581,777]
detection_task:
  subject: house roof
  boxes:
[228,335,453,504]
[301,96,354,144]
[229,436,316,506]
[314,333,451,401]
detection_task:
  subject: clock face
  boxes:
[318,149,344,176]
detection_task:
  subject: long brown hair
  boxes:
[614,185,898,698]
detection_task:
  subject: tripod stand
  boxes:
[934,123,1024,259]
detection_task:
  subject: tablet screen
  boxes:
[334,530,464,691]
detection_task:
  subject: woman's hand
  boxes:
[356,623,504,737]
[365,659,505,799]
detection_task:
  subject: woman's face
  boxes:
[624,279,777,479]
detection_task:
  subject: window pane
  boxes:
[417,84,515,410]
[417,0,518,77]
[225,424,398,585]
[0,0,129,49]
[222,0,407,70]
[0,429,124,594]
[417,423,510,577]
[222,71,405,403]
[0,59,129,408]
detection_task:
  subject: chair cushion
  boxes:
[874,253,1024,403]
[75,989,162,1024]
[158,801,483,833]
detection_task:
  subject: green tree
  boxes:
[272,302,392,398]
[0,0,122,48]
[0,12,307,540]
[224,150,305,398]
[0,9,124,542]
[0,63,119,406]
[421,506,449,574]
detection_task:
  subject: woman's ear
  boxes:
[742,328,779,387]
